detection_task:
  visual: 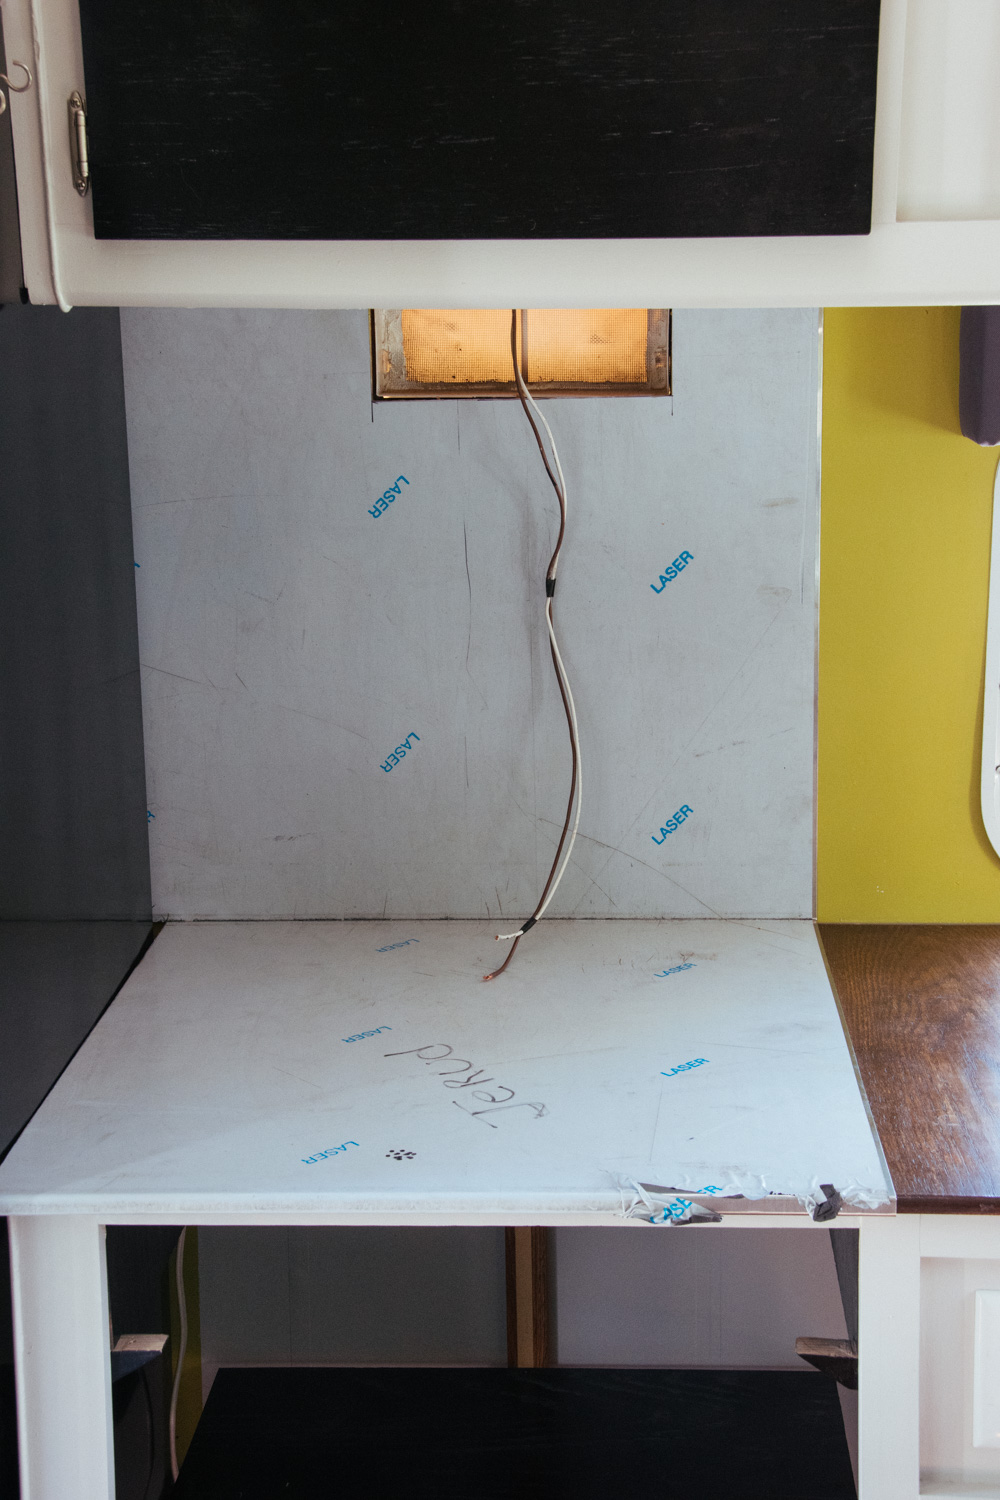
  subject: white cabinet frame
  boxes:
[0,1210,943,1500]
[9,0,1000,310]
[982,459,1000,860]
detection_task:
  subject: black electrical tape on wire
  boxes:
[546,577,556,596]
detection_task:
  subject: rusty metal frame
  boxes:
[372,309,671,400]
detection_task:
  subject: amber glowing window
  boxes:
[372,309,671,399]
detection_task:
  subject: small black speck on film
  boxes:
[386,1148,416,1161]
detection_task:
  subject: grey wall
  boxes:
[122,307,819,922]
[197,1227,508,1397]
[553,1227,847,1367]
[195,1225,846,1393]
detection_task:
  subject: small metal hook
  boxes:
[0,60,33,116]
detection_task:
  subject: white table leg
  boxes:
[858,1214,921,1500]
[8,1216,115,1500]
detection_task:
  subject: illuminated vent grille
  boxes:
[373,309,671,398]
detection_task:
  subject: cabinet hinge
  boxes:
[68,91,89,196]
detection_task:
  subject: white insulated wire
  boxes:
[169,1227,188,1482]
[495,352,582,943]
[515,386,569,574]
[496,598,582,938]
[535,596,582,914]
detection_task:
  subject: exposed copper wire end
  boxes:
[482,931,523,983]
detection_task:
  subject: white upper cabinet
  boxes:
[6,0,1000,307]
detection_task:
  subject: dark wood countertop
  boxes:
[819,924,1000,1214]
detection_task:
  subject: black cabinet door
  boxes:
[78,0,880,240]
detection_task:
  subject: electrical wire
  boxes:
[483,312,582,981]
[168,1226,188,1483]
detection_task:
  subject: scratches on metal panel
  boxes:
[271,1064,323,1092]
[649,1084,665,1165]
[463,517,473,671]
[537,819,722,919]
[275,702,370,743]
[580,607,789,904]
[143,664,210,688]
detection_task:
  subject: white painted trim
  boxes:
[1,0,57,303]
[858,1214,922,1500]
[21,219,1000,314]
[8,1216,115,1500]
[921,1217,1000,1260]
[872,0,908,227]
[3,1210,876,1228]
[920,1485,1000,1498]
[972,1291,1000,1449]
[24,0,71,308]
[981,457,1000,863]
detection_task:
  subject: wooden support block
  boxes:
[505,1228,550,1368]
[795,1336,858,1389]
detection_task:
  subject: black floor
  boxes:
[175,1367,856,1500]
[0,1364,17,1500]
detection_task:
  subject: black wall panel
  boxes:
[0,922,152,1153]
[960,306,1000,446]
[78,0,881,240]
[0,304,150,919]
[1,302,154,1499]
[0,15,25,302]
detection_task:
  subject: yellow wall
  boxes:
[818,307,1000,920]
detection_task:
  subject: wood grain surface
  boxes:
[819,925,1000,1213]
[77,0,878,240]
[505,1227,550,1368]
